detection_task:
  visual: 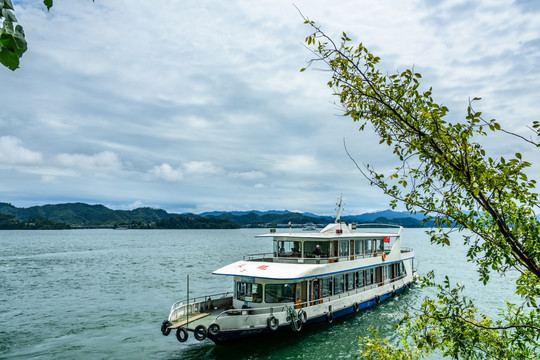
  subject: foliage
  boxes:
[358,326,428,360]
[0,213,71,229]
[155,215,239,229]
[302,17,540,359]
[0,1,96,70]
[0,0,27,70]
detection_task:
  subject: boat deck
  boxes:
[170,309,223,329]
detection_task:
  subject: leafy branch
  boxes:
[0,0,94,70]
[301,13,540,359]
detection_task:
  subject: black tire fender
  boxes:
[292,319,303,331]
[208,323,220,336]
[353,302,359,312]
[326,311,333,323]
[194,325,207,341]
[161,320,172,336]
[298,309,308,324]
[267,315,279,331]
[176,327,188,343]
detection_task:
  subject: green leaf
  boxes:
[2,8,17,23]
[3,0,14,11]
[0,46,20,70]
[43,0,53,11]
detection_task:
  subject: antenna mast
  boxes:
[335,195,343,224]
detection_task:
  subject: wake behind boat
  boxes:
[160,197,417,344]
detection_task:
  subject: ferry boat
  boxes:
[160,198,417,344]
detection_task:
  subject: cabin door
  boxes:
[295,281,307,309]
[310,279,321,305]
[376,267,383,286]
[350,239,354,260]
[329,240,338,263]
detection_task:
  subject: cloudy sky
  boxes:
[1,0,539,215]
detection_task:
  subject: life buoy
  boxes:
[298,309,308,324]
[267,315,279,331]
[194,325,207,341]
[161,320,172,336]
[352,302,359,312]
[382,252,387,261]
[326,312,334,323]
[176,327,188,342]
[208,323,220,336]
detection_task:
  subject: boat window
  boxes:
[365,268,374,285]
[365,239,372,255]
[322,277,332,298]
[346,272,355,290]
[372,239,378,255]
[338,240,349,258]
[334,274,344,294]
[354,239,363,256]
[304,241,329,258]
[274,240,302,258]
[356,271,364,288]
[236,282,262,303]
[264,283,295,303]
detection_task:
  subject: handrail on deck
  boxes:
[170,291,232,313]
[243,249,395,264]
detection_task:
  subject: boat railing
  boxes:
[244,250,394,264]
[243,252,274,261]
[169,292,232,321]
[215,304,291,320]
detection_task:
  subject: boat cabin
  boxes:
[273,235,387,262]
[224,224,412,310]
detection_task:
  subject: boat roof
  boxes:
[257,222,401,240]
[212,260,323,280]
[212,256,411,281]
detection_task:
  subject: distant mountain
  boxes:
[0,202,428,229]
[0,202,237,229]
[207,211,334,227]
[0,212,71,230]
[342,210,424,222]
[200,210,292,217]
[0,202,176,227]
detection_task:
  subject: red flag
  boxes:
[384,236,390,243]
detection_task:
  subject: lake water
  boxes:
[0,228,519,359]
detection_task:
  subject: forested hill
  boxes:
[0,202,238,229]
[0,202,427,229]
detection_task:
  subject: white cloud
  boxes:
[272,155,319,174]
[229,171,267,180]
[149,163,183,182]
[0,136,43,165]
[55,151,123,174]
[184,161,225,176]
[0,0,538,214]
